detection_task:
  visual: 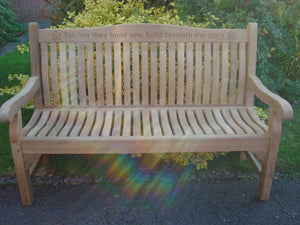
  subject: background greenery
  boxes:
[0,0,24,46]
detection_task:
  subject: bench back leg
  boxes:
[258,109,281,201]
[9,112,33,206]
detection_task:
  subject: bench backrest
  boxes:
[29,23,257,108]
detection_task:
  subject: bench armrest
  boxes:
[0,77,40,124]
[248,75,293,120]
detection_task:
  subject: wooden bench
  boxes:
[0,22,293,206]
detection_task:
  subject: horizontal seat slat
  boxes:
[142,111,152,136]
[27,111,51,137]
[112,110,123,136]
[221,109,245,134]
[69,111,86,137]
[80,110,95,136]
[59,111,78,137]
[160,110,173,136]
[37,111,60,137]
[151,110,162,136]
[122,111,132,136]
[90,111,104,136]
[48,111,68,137]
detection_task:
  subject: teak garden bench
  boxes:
[0,22,293,206]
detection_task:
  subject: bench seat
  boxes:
[20,106,269,157]
[0,22,293,205]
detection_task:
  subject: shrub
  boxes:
[44,0,86,26]
[176,0,300,105]
[0,0,24,46]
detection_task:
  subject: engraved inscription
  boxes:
[50,31,238,41]
[227,31,237,41]
[51,31,62,41]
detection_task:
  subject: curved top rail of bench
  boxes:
[38,23,248,43]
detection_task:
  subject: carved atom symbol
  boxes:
[51,31,62,41]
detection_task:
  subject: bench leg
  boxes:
[10,112,33,206]
[258,110,281,201]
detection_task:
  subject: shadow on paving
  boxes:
[0,178,299,225]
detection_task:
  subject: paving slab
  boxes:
[0,178,299,225]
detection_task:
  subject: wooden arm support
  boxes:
[248,75,293,121]
[0,77,40,124]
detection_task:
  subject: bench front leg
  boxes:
[9,112,33,206]
[258,109,281,201]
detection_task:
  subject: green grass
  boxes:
[0,49,299,178]
[0,50,31,176]
[277,106,300,177]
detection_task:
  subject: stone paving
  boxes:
[0,178,299,224]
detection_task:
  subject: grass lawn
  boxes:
[0,49,299,178]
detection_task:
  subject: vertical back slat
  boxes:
[40,43,51,106]
[203,43,211,104]
[220,43,229,104]
[114,43,122,105]
[150,42,158,105]
[59,43,69,105]
[211,43,220,104]
[194,42,202,104]
[159,43,167,105]
[50,43,60,105]
[87,43,95,105]
[132,43,140,105]
[142,43,149,106]
[229,43,238,104]
[77,43,87,105]
[96,43,104,105]
[69,43,78,106]
[186,42,194,104]
[168,42,175,105]
[245,23,258,106]
[123,43,131,105]
[237,43,246,104]
[177,42,185,105]
[105,42,113,105]
[29,23,42,108]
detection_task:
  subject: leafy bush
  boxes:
[176,0,300,105]
[0,0,24,46]
[44,0,85,26]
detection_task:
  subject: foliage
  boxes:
[0,74,34,109]
[271,0,300,47]
[44,0,85,26]
[253,106,269,124]
[57,0,179,28]
[176,0,300,105]
[0,0,24,46]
